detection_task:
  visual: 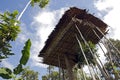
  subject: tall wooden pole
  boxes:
[64,54,74,80]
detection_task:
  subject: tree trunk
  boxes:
[64,54,74,80]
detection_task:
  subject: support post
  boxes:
[64,54,74,80]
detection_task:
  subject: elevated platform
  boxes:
[38,7,108,69]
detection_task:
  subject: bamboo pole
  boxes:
[93,29,119,59]
[62,68,65,80]
[93,29,120,78]
[95,27,120,57]
[75,24,111,80]
[75,35,96,80]
[104,41,120,79]
[90,64,101,80]
[81,66,87,80]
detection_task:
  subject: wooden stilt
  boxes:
[64,54,74,80]
[62,68,65,80]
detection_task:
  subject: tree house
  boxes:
[38,7,108,80]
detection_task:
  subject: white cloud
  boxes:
[17,23,30,44]
[18,34,27,43]
[97,43,107,64]
[94,0,120,39]
[30,7,68,68]
[94,0,113,11]
[34,12,55,25]
[1,60,14,70]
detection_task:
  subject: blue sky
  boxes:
[0,0,120,80]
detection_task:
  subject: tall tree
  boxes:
[73,67,92,80]
[0,11,20,61]
[42,65,61,80]
[104,38,120,79]
[18,67,39,80]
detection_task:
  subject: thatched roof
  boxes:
[38,7,108,69]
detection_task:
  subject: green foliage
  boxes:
[18,67,39,80]
[109,39,120,50]
[0,39,32,79]
[42,71,60,80]
[104,38,120,79]
[14,64,23,75]
[105,38,120,66]
[77,41,97,68]
[42,76,48,80]
[20,39,31,65]
[0,10,20,41]
[39,0,49,8]
[0,67,12,79]
[73,67,93,80]
[42,66,60,80]
[31,0,40,6]
[14,39,31,74]
[0,10,20,60]
[109,39,120,57]
[31,0,49,8]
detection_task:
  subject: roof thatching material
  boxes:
[38,7,108,69]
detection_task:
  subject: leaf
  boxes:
[0,10,20,59]
[13,64,23,75]
[11,10,19,18]
[31,0,41,6]
[0,56,6,59]
[13,10,19,16]
[20,39,31,65]
[0,67,12,79]
[39,0,49,8]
